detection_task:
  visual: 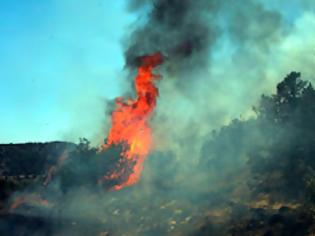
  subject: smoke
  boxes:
[116,0,315,208]
[123,0,315,162]
[122,0,283,163]
[125,0,217,69]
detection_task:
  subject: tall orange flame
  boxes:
[103,52,163,190]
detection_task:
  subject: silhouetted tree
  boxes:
[249,72,315,202]
[201,72,315,202]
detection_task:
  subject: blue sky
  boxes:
[0,0,135,143]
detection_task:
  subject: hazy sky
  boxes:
[0,0,135,143]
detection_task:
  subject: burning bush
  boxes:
[52,139,135,192]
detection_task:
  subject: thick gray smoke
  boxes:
[125,0,218,82]
[121,0,315,161]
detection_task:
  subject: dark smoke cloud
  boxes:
[125,0,219,77]
[130,0,285,161]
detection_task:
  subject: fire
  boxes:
[10,194,52,211]
[103,52,163,190]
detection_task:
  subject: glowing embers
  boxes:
[102,52,163,190]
